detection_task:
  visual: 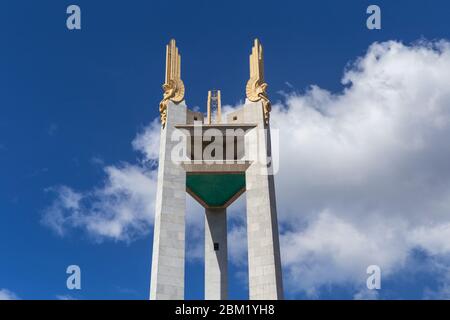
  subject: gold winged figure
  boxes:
[246,39,271,124]
[159,39,185,127]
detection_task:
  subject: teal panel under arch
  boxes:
[186,173,245,208]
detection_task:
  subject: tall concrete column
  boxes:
[150,101,187,300]
[244,101,283,300]
[204,208,228,300]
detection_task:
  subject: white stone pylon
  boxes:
[204,208,228,300]
[150,101,187,300]
[243,100,284,300]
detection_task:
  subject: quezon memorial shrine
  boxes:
[149,39,283,300]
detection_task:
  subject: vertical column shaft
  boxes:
[207,91,212,124]
[150,101,187,300]
[244,101,283,300]
[204,208,228,300]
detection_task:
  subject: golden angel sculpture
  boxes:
[246,39,271,124]
[159,39,185,127]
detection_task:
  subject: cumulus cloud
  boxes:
[228,224,248,266]
[0,289,19,300]
[43,165,157,242]
[55,294,77,300]
[353,288,379,300]
[423,261,450,299]
[270,40,450,297]
[42,121,161,242]
[131,119,161,164]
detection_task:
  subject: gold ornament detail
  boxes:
[245,39,271,124]
[159,39,185,127]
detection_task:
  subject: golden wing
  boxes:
[163,39,185,103]
[246,77,261,101]
[171,79,185,102]
[246,39,266,101]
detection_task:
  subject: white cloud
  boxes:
[56,294,77,300]
[131,119,161,163]
[42,186,83,236]
[410,223,450,256]
[42,165,157,242]
[42,121,161,242]
[280,212,409,297]
[0,289,19,300]
[353,288,379,300]
[270,40,450,297]
[228,224,248,266]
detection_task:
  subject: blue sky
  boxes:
[2,0,450,300]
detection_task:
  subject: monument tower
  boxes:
[150,39,283,300]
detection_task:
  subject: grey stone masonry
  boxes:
[243,100,284,300]
[150,101,187,300]
[204,208,228,300]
